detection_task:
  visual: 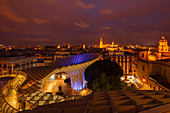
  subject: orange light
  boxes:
[142,78,146,83]
[148,55,156,61]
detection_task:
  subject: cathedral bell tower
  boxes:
[100,37,103,48]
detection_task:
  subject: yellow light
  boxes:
[120,77,124,81]
[62,75,66,79]
[142,78,146,83]
[148,55,156,61]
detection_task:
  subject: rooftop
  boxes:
[20,90,170,113]
[20,53,99,94]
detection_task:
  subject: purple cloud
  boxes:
[74,21,90,28]
[75,1,95,9]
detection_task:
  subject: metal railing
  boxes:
[148,77,169,91]
[0,71,37,113]
[0,88,19,113]
[0,55,101,113]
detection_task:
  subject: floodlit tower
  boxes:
[111,41,114,47]
[83,44,85,49]
[68,44,70,49]
[158,36,169,52]
[57,45,60,49]
[100,37,103,48]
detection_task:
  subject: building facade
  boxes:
[99,37,119,50]
[111,52,137,78]
[137,35,170,91]
[0,56,37,74]
[137,59,170,91]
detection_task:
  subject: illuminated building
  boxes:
[0,44,5,49]
[0,56,37,74]
[158,36,169,52]
[100,37,103,48]
[68,44,70,49]
[57,45,60,49]
[99,37,119,50]
[137,59,170,91]
[137,36,170,90]
[83,44,85,49]
[139,36,169,61]
[54,51,71,60]
[111,52,137,78]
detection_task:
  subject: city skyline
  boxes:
[0,0,170,46]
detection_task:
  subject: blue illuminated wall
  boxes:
[69,70,86,90]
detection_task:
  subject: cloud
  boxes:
[32,18,48,24]
[0,26,12,32]
[99,9,113,14]
[101,26,111,30]
[122,18,127,22]
[115,28,123,32]
[75,1,95,9]
[20,37,51,43]
[0,0,9,5]
[0,5,27,23]
[74,21,90,28]
[132,23,136,26]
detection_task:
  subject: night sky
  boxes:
[0,0,170,46]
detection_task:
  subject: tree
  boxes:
[92,73,124,92]
[85,60,123,91]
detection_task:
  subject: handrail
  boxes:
[148,77,170,91]
[0,71,37,113]
[0,87,19,113]
[0,54,101,112]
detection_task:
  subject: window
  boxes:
[142,66,145,71]
[134,74,136,77]
[150,84,152,89]
[134,69,136,72]
[164,70,166,76]
[3,64,7,68]
[142,53,144,58]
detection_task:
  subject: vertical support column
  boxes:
[25,61,27,69]
[131,56,134,76]
[116,56,118,63]
[29,61,31,68]
[78,69,85,90]
[123,56,125,74]
[20,62,22,70]
[81,69,86,89]
[119,56,122,67]
[127,56,129,74]
[6,63,9,74]
[11,63,14,72]
[1,64,3,74]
